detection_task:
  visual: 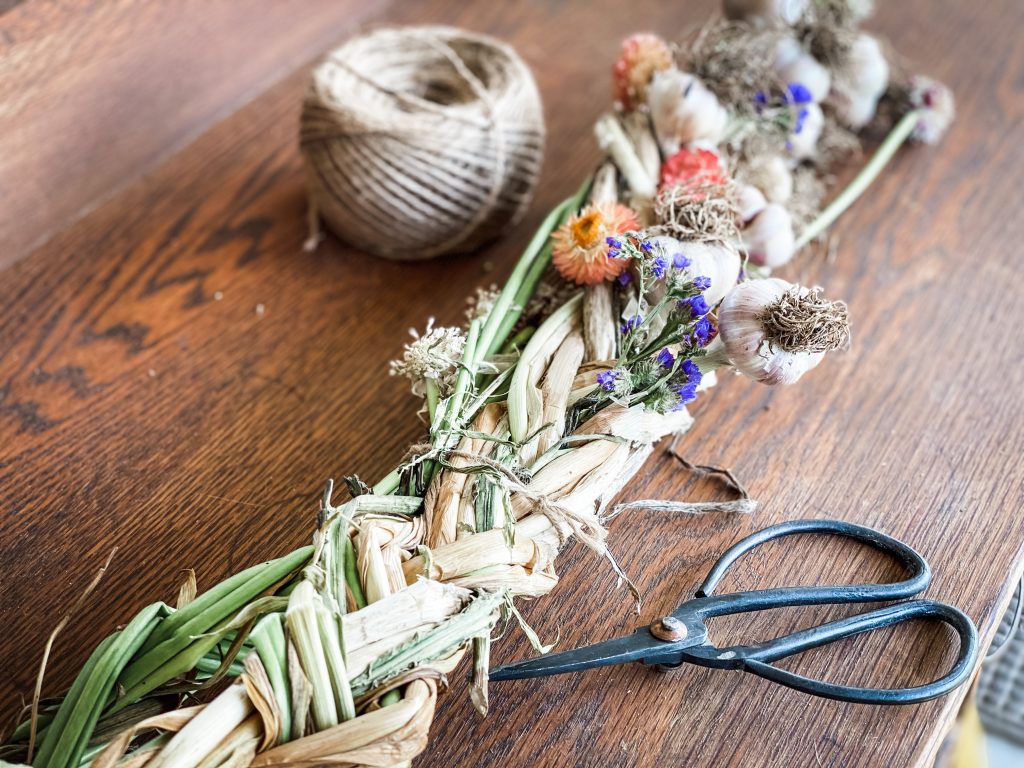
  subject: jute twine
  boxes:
[300,26,545,261]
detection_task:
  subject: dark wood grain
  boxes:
[1,1,1022,766]
[0,0,391,268]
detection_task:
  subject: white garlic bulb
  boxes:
[832,34,890,129]
[724,0,809,25]
[774,37,831,103]
[742,155,793,204]
[735,183,767,223]
[649,234,740,308]
[718,279,838,385]
[741,204,795,268]
[787,101,824,161]
[648,68,729,155]
[846,34,889,100]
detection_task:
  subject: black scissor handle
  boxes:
[683,599,978,704]
[693,518,931,616]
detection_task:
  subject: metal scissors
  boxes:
[490,519,979,704]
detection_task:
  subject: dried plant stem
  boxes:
[795,109,923,250]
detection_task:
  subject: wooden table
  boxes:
[2,1,1022,766]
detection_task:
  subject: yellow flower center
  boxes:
[569,210,604,250]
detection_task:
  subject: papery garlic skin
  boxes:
[909,75,956,144]
[718,278,824,385]
[735,184,768,223]
[741,155,793,204]
[742,204,795,268]
[787,102,824,161]
[774,38,831,103]
[832,34,890,129]
[724,0,809,25]
[648,69,729,155]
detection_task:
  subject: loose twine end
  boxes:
[760,287,851,354]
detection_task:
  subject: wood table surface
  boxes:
[1,1,1022,766]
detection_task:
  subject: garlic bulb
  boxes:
[774,38,831,103]
[648,68,729,155]
[832,34,890,129]
[717,278,849,385]
[741,204,795,268]
[735,183,767,223]
[741,155,792,204]
[787,101,824,161]
[846,34,889,100]
[909,75,956,145]
[649,234,740,308]
[724,0,809,25]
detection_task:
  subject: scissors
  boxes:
[490,519,978,704]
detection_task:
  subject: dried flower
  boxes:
[717,279,849,385]
[389,320,466,397]
[552,202,640,285]
[909,76,955,144]
[465,285,500,323]
[612,33,674,111]
[660,147,728,191]
[649,234,740,308]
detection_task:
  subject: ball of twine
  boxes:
[300,26,545,261]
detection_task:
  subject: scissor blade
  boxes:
[490,628,678,682]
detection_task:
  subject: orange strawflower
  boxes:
[613,33,673,111]
[552,202,641,285]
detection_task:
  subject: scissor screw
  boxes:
[651,616,688,642]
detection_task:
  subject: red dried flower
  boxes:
[660,147,727,191]
[612,33,673,111]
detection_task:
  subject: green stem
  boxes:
[344,538,367,610]
[795,109,922,251]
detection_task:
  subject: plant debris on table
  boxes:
[1,2,952,766]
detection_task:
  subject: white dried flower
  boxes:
[465,284,500,323]
[389,319,466,397]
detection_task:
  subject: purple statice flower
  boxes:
[794,106,810,135]
[692,275,712,291]
[693,316,713,347]
[753,91,768,109]
[607,247,621,259]
[652,255,668,279]
[596,369,621,392]
[671,382,699,410]
[786,82,813,105]
[673,252,691,269]
[656,348,675,369]
[620,315,643,334]
[684,295,710,319]
[617,271,633,286]
[606,236,622,249]
[681,359,702,385]
[640,240,653,252]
